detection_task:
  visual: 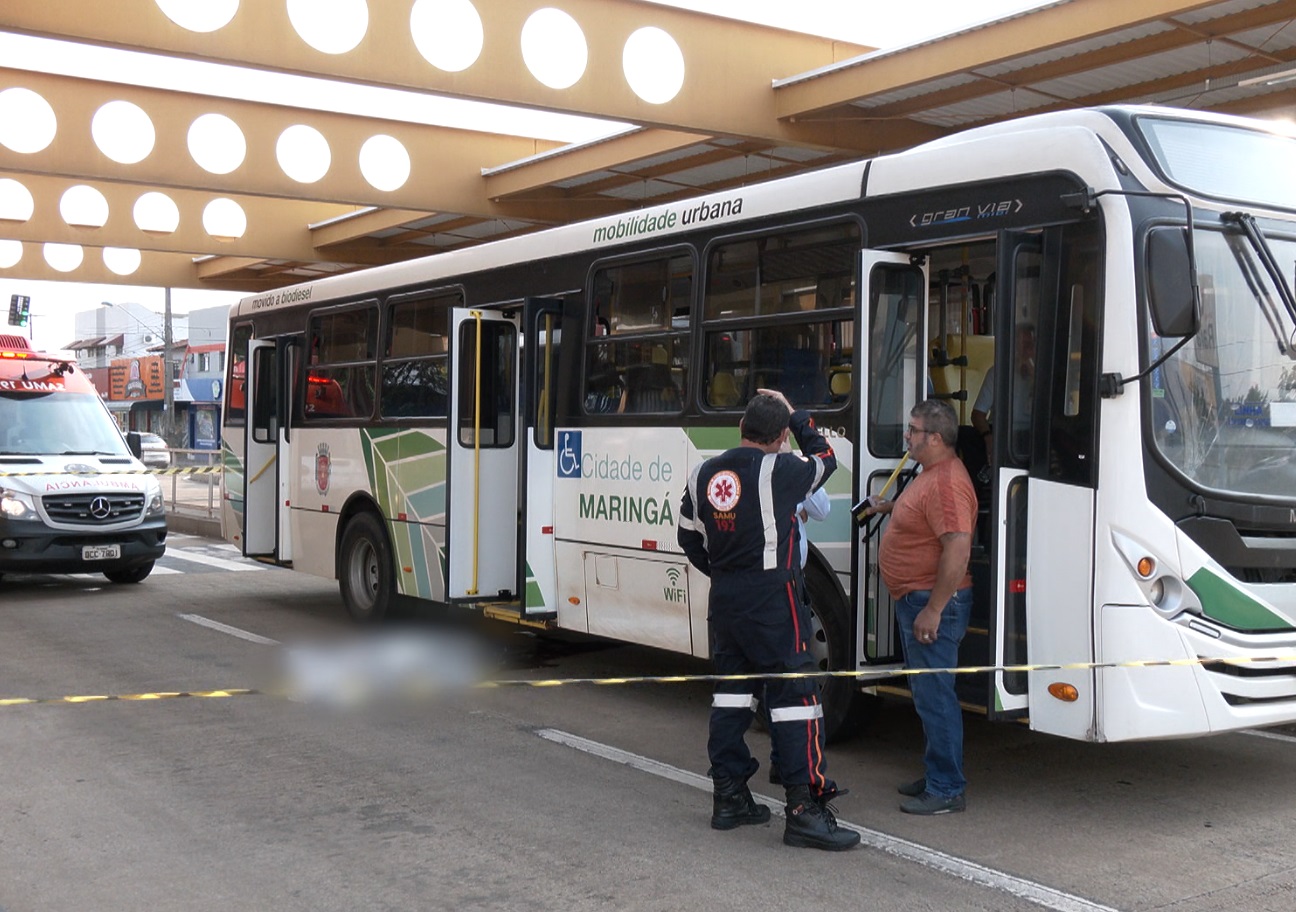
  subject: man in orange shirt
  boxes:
[864,399,977,815]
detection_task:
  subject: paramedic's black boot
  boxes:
[783,785,860,851]
[711,771,770,830]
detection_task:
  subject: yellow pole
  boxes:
[877,452,910,500]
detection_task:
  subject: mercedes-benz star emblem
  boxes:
[89,496,113,520]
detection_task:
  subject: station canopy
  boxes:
[1,0,1294,294]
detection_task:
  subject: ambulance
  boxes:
[0,335,167,583]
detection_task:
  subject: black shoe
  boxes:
[783,785,860,851]
[897,777,926,797]
[900,791,966,815]
[711,775,771,830]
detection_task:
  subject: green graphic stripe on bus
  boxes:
[386,518,437,601]
[222,442,245,516]
[361,429,447,523]
[361,429,449,602]
[524,560,545,609]
[685,426,739,451]
[1189,568,1293,632]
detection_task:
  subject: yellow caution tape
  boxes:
[5,653,1296,707]
[0,689,257,706]
[0,466,222,477]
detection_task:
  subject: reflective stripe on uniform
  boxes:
[770,703,824,722]
[712,693,757,710]
[679,462,708,537]
[759,453,777,570]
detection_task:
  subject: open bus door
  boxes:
[991,227,1100,738]
[243,337,288,559]
[985,231,1041,720]
[856,251,927,669]
[520,297,565,619]
[447,308,521,602]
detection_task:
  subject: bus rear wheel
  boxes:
[339,512,394,623]
[104,562,153,584]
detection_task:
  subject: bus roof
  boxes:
[230,104,1280,321]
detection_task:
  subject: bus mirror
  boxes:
[126,431,142,458]
[1147,227,1200,338]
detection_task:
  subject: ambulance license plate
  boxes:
[82,544,121,561]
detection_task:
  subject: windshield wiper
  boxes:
[58,450,116,456]
[1221,211,1296,359]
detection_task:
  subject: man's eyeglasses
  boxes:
[906,423,930,436]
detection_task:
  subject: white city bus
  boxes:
[223,105,1296,742]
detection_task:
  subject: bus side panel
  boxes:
[287,426,449,600]
[553,426,696,655]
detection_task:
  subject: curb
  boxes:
[166,512,222,539]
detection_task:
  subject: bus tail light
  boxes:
[1047,682,1079,702]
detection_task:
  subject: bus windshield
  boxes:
[1137,115,1296,211]
[1149,227,1296,498]
[0,390,132,457]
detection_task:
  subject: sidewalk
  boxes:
[167,508,222,539]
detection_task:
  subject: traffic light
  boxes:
[7,294,30,327]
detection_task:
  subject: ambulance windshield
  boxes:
[0,389,132,457]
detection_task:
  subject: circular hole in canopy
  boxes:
[521,8,587,90]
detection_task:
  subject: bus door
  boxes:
[243,338,284,558]
[448,308,521,601]
[521,297,565,618]
[989,226,1099,739]
[857,251,928,668]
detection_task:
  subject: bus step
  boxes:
[480,601,557,630]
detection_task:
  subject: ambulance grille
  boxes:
[42,492,145,525]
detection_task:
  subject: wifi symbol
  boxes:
[666,567,681,586]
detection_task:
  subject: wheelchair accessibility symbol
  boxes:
[557,430,582,478]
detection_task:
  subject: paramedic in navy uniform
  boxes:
[678,388,859,851]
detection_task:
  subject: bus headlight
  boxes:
[0,489,37,521]
[146,491,165,516]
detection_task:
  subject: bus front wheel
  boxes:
[339,512,393,623]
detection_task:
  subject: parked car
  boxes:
[137,432,170,469]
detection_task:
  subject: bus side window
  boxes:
[584,252,692,416]
[304,304,378,421]
[225,323,253,425]
[702,222,858,411]
[380,291,457,419]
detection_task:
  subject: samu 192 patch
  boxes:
[706,470,741,511]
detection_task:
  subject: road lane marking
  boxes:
[178,613,280,646]
[164,549,263,572]
[1242,728,1296,745]
[537,728,1120,912]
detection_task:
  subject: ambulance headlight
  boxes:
[146,491,165,516]
[0,489,37,521]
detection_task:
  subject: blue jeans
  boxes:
[895,588,973,798]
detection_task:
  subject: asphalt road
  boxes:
[2,536,1295,912]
